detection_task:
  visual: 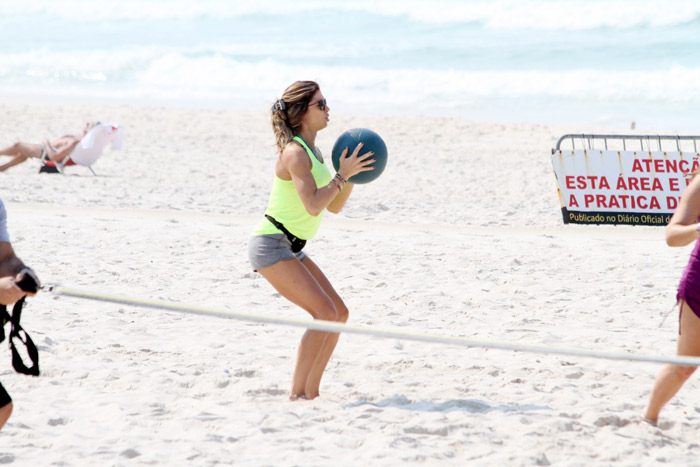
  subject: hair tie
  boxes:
[271,99,287,112]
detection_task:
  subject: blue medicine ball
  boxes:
[331,128,388,184]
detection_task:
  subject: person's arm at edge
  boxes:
[666,175,700,247]
[0,243,25,277]
[0,242,32,305]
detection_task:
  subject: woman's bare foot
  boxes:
[640,416,658,427]
[288,394,309,401]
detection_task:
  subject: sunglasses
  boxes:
[309,99,327,111]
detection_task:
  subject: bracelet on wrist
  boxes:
[335,172,347,184]
[330,177,342,191]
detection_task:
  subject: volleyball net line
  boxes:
[47,285,700,367]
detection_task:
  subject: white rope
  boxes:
[48,285,700,367]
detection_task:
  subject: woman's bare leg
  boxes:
[299,256,348,398]
[0,142,42,172]
[0,156,30,172]
[0,142,41,157]
[257,257,343,399]
[644,300,700,424]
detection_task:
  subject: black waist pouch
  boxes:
[265,215,307,253]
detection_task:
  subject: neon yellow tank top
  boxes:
[252,136,333,240]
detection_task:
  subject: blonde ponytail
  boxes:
[270,81,319,153]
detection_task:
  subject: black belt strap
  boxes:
[0,298,40,376]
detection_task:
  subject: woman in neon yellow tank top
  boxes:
[248,80,375,400]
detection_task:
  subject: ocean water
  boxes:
[1,0,699,130]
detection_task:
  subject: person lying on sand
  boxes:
[0,122,98,172]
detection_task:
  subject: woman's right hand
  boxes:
[337,142,375,181]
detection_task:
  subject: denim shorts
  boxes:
[248,234,307,271]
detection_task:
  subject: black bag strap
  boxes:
[0,307,8,343]
[0,298,40,376]
[265,214,295,238]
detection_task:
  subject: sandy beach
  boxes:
[0,102,697,465]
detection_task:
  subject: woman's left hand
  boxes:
[337,142,375,181]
